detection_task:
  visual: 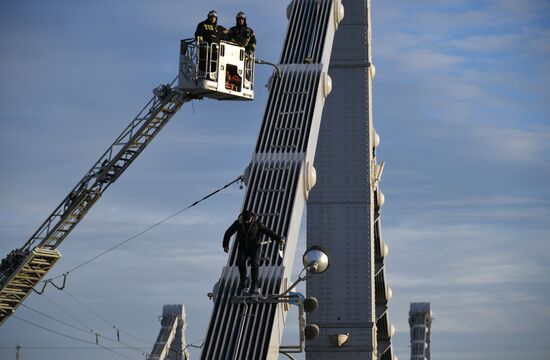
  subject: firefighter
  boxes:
[227,11,256,54]
[195,10,226,45]
[195,10,226,75]
[223,210,285,295]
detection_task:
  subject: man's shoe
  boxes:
[252,287,261,295]
[238,277,249,291]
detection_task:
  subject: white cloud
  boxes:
[526,29,550,55]
[403,49,463,72]
[384,218,550,343]
[450,34,520,52]
[386,195,550,225]
[471,125,550,163]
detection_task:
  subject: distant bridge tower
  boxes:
[306,0,395,359]
[150,304,190,360]
[409,302,433,360]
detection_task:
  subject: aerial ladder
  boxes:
[0,37,257,326]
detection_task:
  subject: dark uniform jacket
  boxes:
[223,216,282,251]
[195,19,226,44]
[228,23,256,53]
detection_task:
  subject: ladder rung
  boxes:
[9,278,40,286]
[1,289,28,296]
[21,261,49,268]
[120,154,134,161]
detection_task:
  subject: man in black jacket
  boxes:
[223,210,285,295]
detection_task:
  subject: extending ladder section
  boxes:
[201,1,342,359]
[26,82,188,252]
[40,190,102,249]
[0,80,191,326]
[0,248,61,323]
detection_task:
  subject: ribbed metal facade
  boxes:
[200,1,340,359]
[306,0,395,359]
[256,68,321,154]
[281,0,332,64]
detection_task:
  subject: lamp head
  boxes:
[302,246,330,274]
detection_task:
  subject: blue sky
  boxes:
[1,1,549,360]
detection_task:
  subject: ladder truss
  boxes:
[0,79,191,326]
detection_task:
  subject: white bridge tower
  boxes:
[307,0,396,359]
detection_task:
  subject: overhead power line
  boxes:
[20,303,91,336]
[40,292,94,332]
[37,175,243,289]
[62,288,154,347]
[61,289,192,357]
[19,303,150,357]
[0,346,148,350]
[12,306,202,359]
[13,315,140,360]
[63,289,117,330]
[16,176,241,359]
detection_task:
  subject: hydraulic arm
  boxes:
[0,80,190,326]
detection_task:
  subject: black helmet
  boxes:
[208,10,218,18]
[236,11,246,20]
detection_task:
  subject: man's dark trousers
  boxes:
[236,247,261,289]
